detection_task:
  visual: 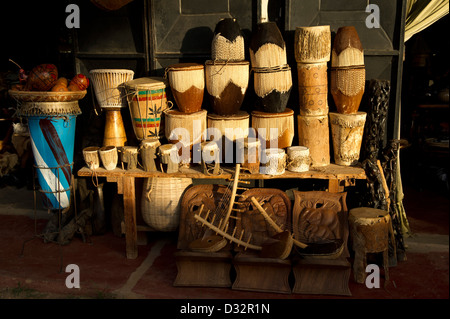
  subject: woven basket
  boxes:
[141,177,193,231]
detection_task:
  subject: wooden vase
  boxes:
[205,60,249,115]
[297,62,328,116]
[297,114,330,167]
[294,25,331,63]
[167,63,204,114]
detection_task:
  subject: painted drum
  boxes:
[166,63,205,114]
[19,101,81,210]
[212,18,245,61]
[253,65,292,113]
[205,60,249,116]
[249,22,287,69]
[124,77,169,140]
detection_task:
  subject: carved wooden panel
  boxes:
[234,188,291,250]
[292,190,349,257]
[177,184,230,250]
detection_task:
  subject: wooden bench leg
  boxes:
[123,176,138,259]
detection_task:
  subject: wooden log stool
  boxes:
[232,251,292,294]
[349,207,394,284]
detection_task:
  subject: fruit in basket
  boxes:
[68,74,89,91]
[25,64,58,91]
[51,77,69,92]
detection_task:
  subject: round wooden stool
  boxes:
[349,207,394,284]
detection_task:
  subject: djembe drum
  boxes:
[89,69,135,147]
[18,101,81,210]
[124,77,170,141]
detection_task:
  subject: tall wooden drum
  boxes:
[252,108,294,149]
[297,114,330,167]
[205,60,249,115]
[331,26,365,114]
[297,62,328,116]
[124,77,169,140]
[89,69,134,147]
[294,25,331,63]
[166,63,204,114]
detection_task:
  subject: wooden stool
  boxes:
[232,251,292,294]
[349,207,394,284]
[173,250,232,287]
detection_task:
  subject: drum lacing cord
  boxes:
[251,64,290,74]
[91,85,126,116]
[86,162,99,188]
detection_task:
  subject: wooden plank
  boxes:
[78,164,366,181]
[328,179,344,193]
[122,176,137,259]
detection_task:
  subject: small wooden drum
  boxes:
[253,65,292,113]
[83,146,100,170]
[297,62,328,116]
[207,111,249,163]
[166,63,205,114]
[249,22,287,69]
[121,146,139,170]
[158,144,179,174]
[140,138,161,172]
[99,145,118,171]
[329,112,367,166]
[251,108,294,149]
[260,148,286,175]
[124,77,169,140]
[286,146,310,172]
[200,141,221,175]
[205,60,249,115]
[297,114,330,167]
[294,25,331,63]
[240,137,261,174]
[212,18,245,61]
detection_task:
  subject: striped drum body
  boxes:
[22,102,80,210]
[125,77,169,140]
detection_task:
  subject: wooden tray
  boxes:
[8,90,87,102]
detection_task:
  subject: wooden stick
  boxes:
[222,164,241,231]
[250,196,308,249]
[377,160,391,209]
[193,214,262,250]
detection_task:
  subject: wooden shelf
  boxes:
[77,164,366,181]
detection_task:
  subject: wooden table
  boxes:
[78,164,366,259]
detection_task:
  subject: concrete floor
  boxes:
[0,180,448,305]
